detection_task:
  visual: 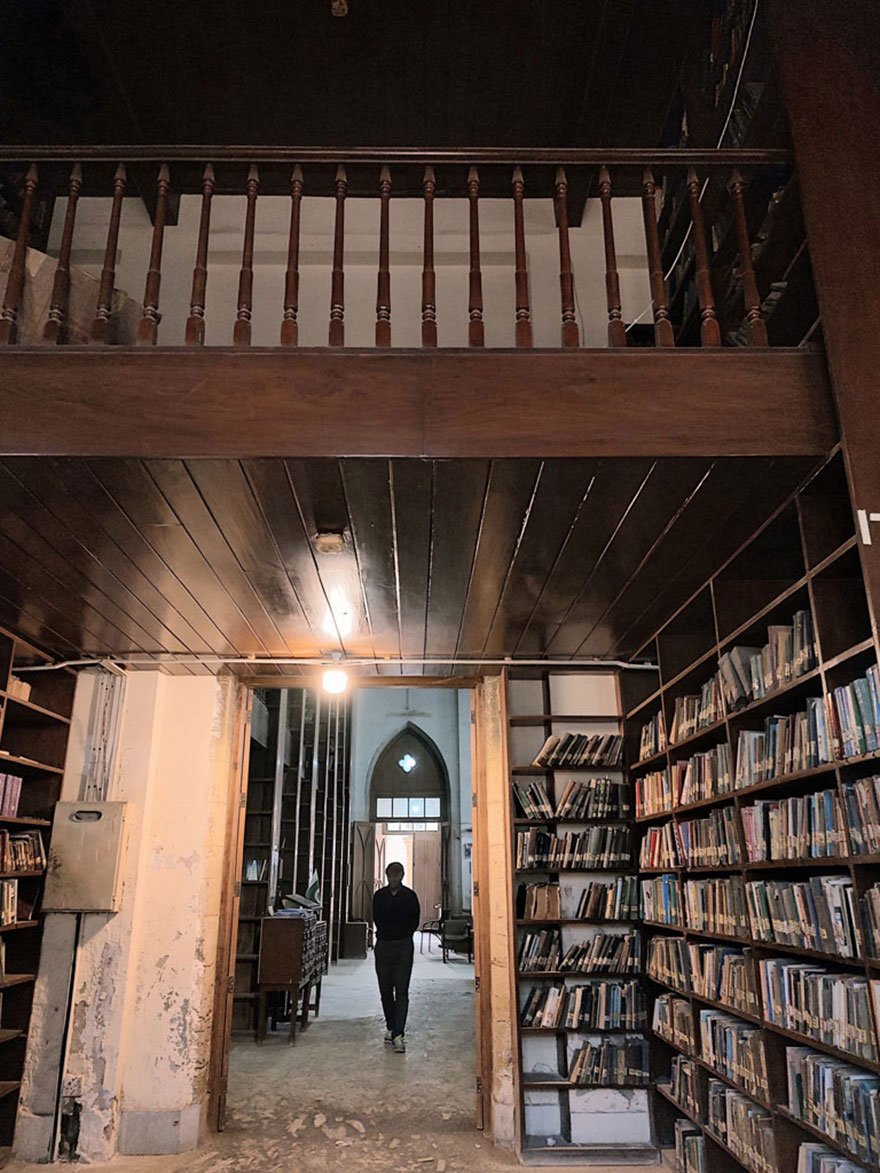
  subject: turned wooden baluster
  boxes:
[554,167,580,348]
[598,166,626,348]
[467,166,484,347]
[43,164,82,344]
[233,164,259,345]
[375,165,392,347]
[137,164,171,345]
[0,164,38,345]
[91,163,127,343]
[280,163,304,346]
[686,168,721,347]
[729,168,769,347]
[421,166,437,347]
[641,167,675,347]
[511,166,533,347]
[329,164,347,347]
[185,164,215,346]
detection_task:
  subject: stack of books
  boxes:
[684,876,749,938]
[708,1081,777,1170]
[759,958,879,1062]
[568,1035,648,1086]
[515,826,631,870]
[641,874,683,926]
[532,733,623,768]
[740,788,846,862]
[639,711,667,761]
[718,610,817,712]
[678,805,741,867]
[575,876,640,921]
[635,769,674,818]
[648,935,690,990]
[676,744,734,807]
[563,980,645,1031]
[0,830,46,873]
[513,779,555,819]
[826,666,880,759]
[675,1120,706,1173]
[517,882,561,920]
[746,876,860,957]
[558,931,641,975]
[669,1055,701,1116]
[555,777,630,819]
[734,700,831,788]
[669,673,724,743]
[639,821,682,869]
[699,1008,769,1101]
[653,992,695,1053]
[842,776,880,855]
[518,929,561,972]
[689,943,759,1017]
[786,1046,880,1167]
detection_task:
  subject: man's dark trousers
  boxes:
[374,938,414,1037]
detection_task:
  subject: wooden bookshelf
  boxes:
[626,450,880,1172]
[506,667,657,1163]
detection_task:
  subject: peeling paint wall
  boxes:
[16,671,243,1163]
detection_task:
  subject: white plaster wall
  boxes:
[46,190,652,348]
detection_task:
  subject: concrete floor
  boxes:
[9,949,669,1172]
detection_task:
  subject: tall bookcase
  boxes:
[0,627,74,1151]
[626,447,880,1172]
[506,667,657,1164]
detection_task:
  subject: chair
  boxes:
[419,903,444,954]
[440,916,473,963]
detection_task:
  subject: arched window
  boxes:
[370,723,449,822]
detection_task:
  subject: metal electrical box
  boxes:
[43,802,128,913]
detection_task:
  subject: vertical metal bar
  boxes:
[329,164,347,346]
[598,165,627,348]
[421,166,437,347]
[268,689,288,903]
[44,163,83,344]
[91,163,127,343]
[137,163,171,345]
[687,168,722,347]
[281,163,304,346]
[375,165,392,347]
[641,167,675,347]
[554,167,580,348]
[233,164,259,345]
[467,166,485,347]
[185,163,215,346]
[729,168,769,346]
[511,166,533,347]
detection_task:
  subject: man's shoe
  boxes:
[392,1034,406,1053]
[384,1030,393,1044]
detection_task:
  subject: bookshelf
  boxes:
[506,667,657,1163]
[626,449,880,1173]
[0,626,74,1152]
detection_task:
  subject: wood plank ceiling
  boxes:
[0,456,818,677]
[3,1,696,148]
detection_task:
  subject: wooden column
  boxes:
[598,166,626,348]
[554,167,580,348]
[729,168,768,347]
[329,165,347,347]
[281,164,304,346]
[185,163,215,346]
[91,163,127,343]
[421,166,437,347]
[511,166,533,348]
[375,165,392,347]
[686,168,721,347]
[467,167,485,347]
[43,164,82,344]
[641,167,675,348]
[0,164,38,345]
[137,164,171,345]
[767,0,880,648]
[234,165,259,345]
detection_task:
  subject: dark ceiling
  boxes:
[3,1,698,147]
[0,456,817,677]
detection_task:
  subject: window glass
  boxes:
[376,798,392,819]
[425,797,441,817]
[409,797,425,818]
[392,797,408,817]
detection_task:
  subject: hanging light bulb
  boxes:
[322,668,348,694]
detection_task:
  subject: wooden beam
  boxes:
[0,348,835,459]
[245,674,483,690]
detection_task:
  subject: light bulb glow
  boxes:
[322,668,348,694]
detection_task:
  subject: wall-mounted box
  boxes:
[43,801,128,913]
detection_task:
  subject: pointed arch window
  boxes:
[370,723,449,822]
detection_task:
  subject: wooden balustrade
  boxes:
[0,147,802,350]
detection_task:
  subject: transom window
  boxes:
[375,796,442,820]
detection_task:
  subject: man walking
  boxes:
[372,862,420,1053]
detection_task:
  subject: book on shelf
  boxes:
[639,711,667,761]
[669,672,723,744]
[554,777,630,819]
[675,1119,706,1173]
[843,776,880,856]
[746,876,861,958]
[520,979,646,1031]
[653,991,696,1053]
[648,934,690,990]
[513,779,555,819]
[684,876,749,938]
[635,769,673,818]
[759,958,879,1064]
[575,876,640,921]
[797,1142,870,1173]
[568,1034,648,1086]
[676,743,734,807]
[639,821,682,870]
[862,884,880,958]
[516,881,561,921]
[690,943,759,1017]
[734,699,832,789]
[740,787,846,862]
[641,873,683,926]
[707,1080,777,1171]
[698,1008,769,1101]
[557,931,641,975]
[0,830,46,874]
[678,805,741,867]
[786,1045,880,1167]
[245,858,269,881]
[531,732,623,769]
[0,775,23,819]
[828,666,880,760]
[718,609,817,713]
[518,929,562,973]
[515,826,631,870]
[668,1054,701,1117]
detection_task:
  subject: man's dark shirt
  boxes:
[373,884,421,942]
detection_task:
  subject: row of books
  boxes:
[531,733,623,768]
[685,876,747,937]
[830,668,880,759]
[862,883,880,957]
[635,770,675,819]
[0,878,19,926]
[719,610,817,713]
[514,827,631,870]
[520,980,645,1031]
[676,744,734,808]
[843,776,880,856]
[669,673,723,744]
[639,711,666,762]
[568,1035,648,1086]
[642,874,683,926]
[517,882,561,920]
[674,1119,706,1173]
[0,774,24,818]
[0,829,46,874]
[797,1143,869,1173]
[513,777,630,821]
[747,876,860,958]
[699,1008,768,1101]
[708,1080,776,1173]
[640,807,740,869]
[787,1045,880,1166]
[518,929,641,975]
[760,958,880,1064]
[740,788,846,861]
[668,1054,700,1118]
[653,992,695,1053]
[648,936,758,1018]
[575,876,640,921]
[734,702,831,788]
